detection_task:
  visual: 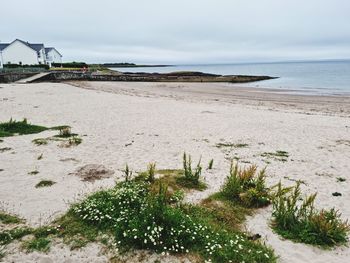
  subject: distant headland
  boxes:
[102,63,172,68]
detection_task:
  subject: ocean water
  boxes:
[110,60,350,95]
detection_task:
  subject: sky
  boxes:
[1,0,350,64]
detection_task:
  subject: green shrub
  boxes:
[271,182,350,247]
[52,62,88,68]
[221,162,270,207]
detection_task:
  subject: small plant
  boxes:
[208,159,214,170]
[68,136,82,146]
[261,151,289,162]
[123,164,132,182]
[22,237,51,252]
[37,153,43,160]
[59,127,72,137]
[35,180,56,188]
[337,177,346,182]
[0,227,32,245]
[0,212,23,224]
[28,170,39,175]
[216,143,249,148]
[147,162,156,183]
[32,138,48,146]
[271,182,350,247]
[221,162,270,207]
[182,152,202,186]
[0,147,12,153]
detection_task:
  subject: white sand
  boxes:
[0,82,349,262]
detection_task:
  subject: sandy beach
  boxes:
[1,81,350,262]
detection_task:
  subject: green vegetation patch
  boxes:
[261,150,289,162]
[0,212,24,224]
[69,180,275,262]
[0,227,33,245]
[216,143,249,148]
[35,180,56,188]
[28,170,39,175]
[0,119,72,138]
[54,211,100,249]
[337,177,346,182]
[221,162,271,208]
[0,119,48,138]
[271,182,350,247]
[22,237,51,252]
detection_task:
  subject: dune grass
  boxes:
[271,182,350,247]
[221,162,271,208]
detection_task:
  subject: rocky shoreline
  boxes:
[30,70,276,83]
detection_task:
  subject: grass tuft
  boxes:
[261,151,289,162]
[32,138,48,146]
[0,118,48,137]
[216,143,249,148]
[181,152,205,189]
[22,237,51,252]
[0,212,23,224]
[271,182,350,247]
[28,170,39,175]
[0,227,33,245]
[35,180,56,188]
[208,159,214,170]
[221,162,270,208]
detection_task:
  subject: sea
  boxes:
[110,60,350,96]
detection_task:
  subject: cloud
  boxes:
[1,0,349,63]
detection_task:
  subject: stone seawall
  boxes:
[0,73,36,83]
[34,71,276,83]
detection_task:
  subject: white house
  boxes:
[45,47,62,67]
[0,39,62,68]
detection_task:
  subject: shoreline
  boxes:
[69,81,350,116]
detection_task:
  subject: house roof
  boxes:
[28,43,45,52]
[45,47,62,57]
[0,43,9,51]
[1,39,44,52]
[1,39,62,57]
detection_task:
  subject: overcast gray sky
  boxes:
[1,0,350,64]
